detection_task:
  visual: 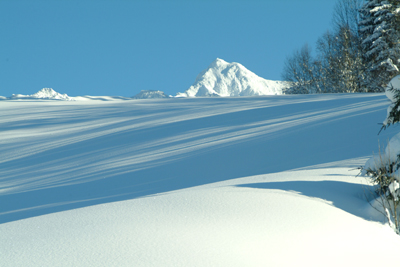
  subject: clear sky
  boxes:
[1,0,337,97]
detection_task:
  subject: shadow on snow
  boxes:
[0,94,396,224]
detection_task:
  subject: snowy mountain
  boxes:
[9,88,72,100]
[176,58,289,97]
[132,90,170,99]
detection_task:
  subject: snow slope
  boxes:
[1,93,400,266]
[176,58,289,97]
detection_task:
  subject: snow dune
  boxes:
[1,93,400,266]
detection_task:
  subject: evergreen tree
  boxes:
[359,0,400,92]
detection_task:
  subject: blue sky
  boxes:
[1,0,337,97]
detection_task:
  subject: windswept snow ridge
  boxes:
[176,58,289,97]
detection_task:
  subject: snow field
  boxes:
[2,167,400,267]
[1,93,400,266]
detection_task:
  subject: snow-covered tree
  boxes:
[359,0,400,92]
[362,75,400,233]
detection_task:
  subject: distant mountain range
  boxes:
[1,88,132,101]
[1,59,289,100]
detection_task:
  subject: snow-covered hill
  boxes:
[9,88,72,100]
[2,94,400,266]
[176,58,289,97]
[132,90,170,99]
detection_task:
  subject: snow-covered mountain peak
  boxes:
[208,58,229,69]
[132,90,170,99]
[177,59,289,97]
[10,88,72,100]
[31,88,71,100]
[32,88,60,98]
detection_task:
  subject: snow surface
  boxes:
[1,93,400,266]
[176,58,289,97]
[73,95,133,101]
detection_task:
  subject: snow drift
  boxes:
[176,58,289,97]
